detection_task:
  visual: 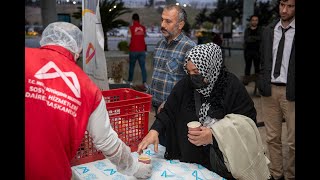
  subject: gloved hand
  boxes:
[105,141,153,178]
[133,162,152,179]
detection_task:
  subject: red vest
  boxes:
[25,45,102,180]
[129,21,146,52]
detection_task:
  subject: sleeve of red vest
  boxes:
[86,98,140,176]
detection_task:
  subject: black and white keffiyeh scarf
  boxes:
[183,42,223,124]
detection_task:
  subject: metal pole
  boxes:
[242,0,255,29]
[40,0,57,28]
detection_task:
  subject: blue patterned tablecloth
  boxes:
[71,144,225,180]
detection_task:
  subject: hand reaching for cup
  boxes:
[137,129,159,155]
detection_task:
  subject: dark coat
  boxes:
[244,26,263,51]
[258,19,295,101]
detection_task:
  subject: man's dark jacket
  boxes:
[258,19,295,101]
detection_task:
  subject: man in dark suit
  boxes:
[258,0,295,179]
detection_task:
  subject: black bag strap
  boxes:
[194,90,202,119]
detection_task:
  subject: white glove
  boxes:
[106,141,152,179]
[106,142,138,176]
[133,162,152,179]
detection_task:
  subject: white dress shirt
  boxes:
[271,18,295,83]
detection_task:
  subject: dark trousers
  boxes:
[153,105,167,147]
[128,51,147,83]
[244,50,260,76]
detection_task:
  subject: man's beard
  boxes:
[281,14,295,22]
[161,25,179,40]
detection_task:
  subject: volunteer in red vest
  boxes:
[127,13,148,91]
[25,22,152,180]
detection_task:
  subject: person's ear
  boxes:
[74,53,80,61]
[178,21,185,30]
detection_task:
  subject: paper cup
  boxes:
[187,121,202,131]
[138,154,151,164]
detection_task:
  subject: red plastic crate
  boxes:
[70,88,152,166]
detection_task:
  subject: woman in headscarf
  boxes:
[138,43,257,179]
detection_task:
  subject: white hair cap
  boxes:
[40,22,83,55]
